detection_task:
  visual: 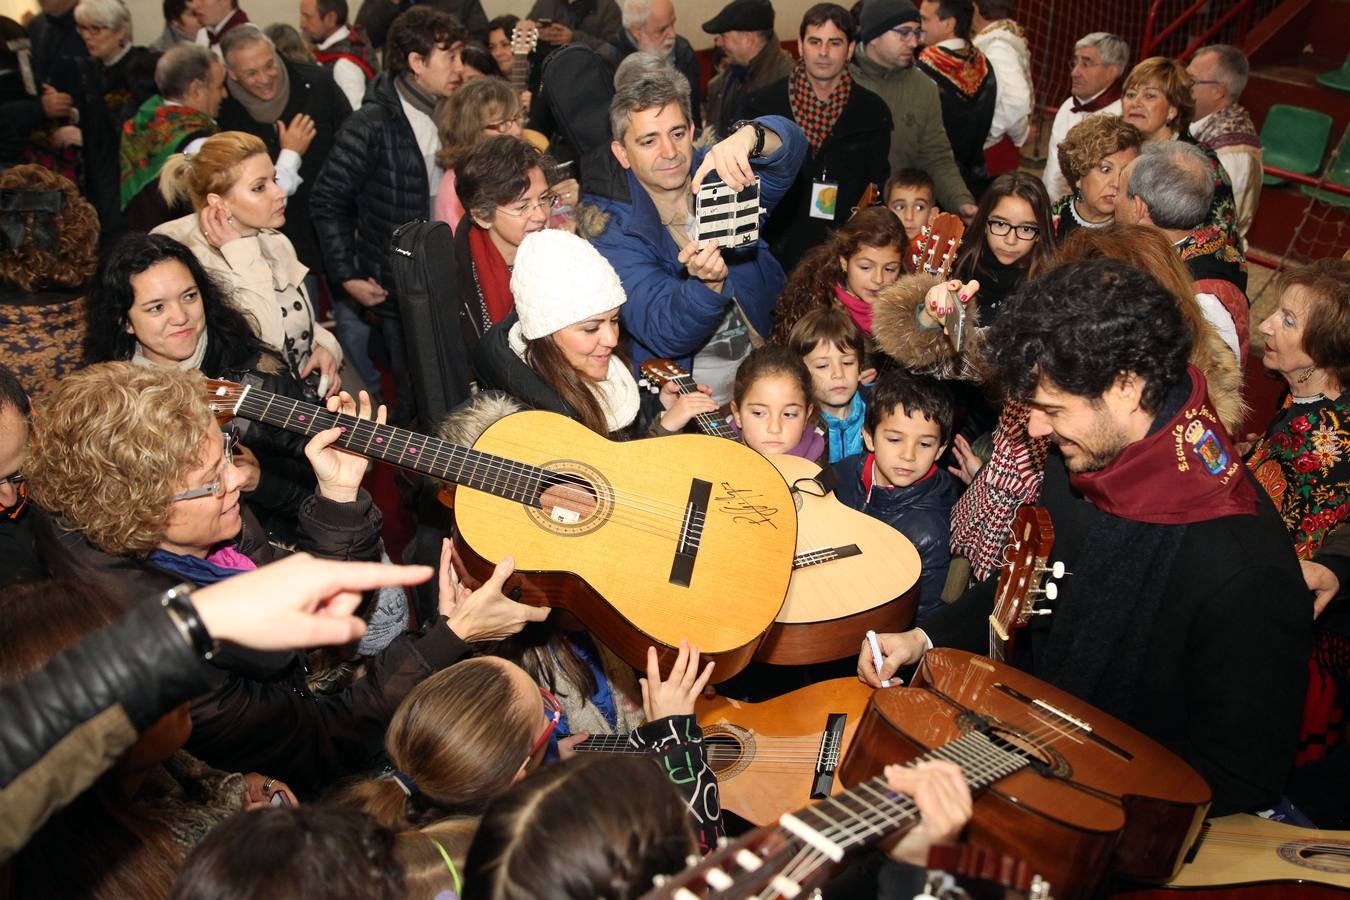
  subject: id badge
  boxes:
[810,179,839,220]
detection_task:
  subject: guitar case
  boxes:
[388,218,474,430]
[533,44,630,206]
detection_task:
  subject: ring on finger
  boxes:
[263,776,276,793]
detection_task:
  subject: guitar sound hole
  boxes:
[524,461,614,537]
[538,475,598,522]
[1288,842,1350,873]
[702,728,752,780]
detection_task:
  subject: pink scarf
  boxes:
[833,283,873,335]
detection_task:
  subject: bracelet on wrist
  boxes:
[161,582,217,661]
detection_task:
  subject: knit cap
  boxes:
[510,230,628,340]
[858,0,920,43]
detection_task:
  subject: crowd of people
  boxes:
[0,0,1348,896]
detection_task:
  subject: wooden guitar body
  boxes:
[696,678,873,826]
[840,649,1212,900]
[754,454,920,664]
[453,411,798,679]
[1112,814,1350,898]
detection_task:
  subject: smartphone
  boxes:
[536,17,553,26]
[270,791,292,808]
[695,174,761,249]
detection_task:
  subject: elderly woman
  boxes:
[153,130,343,399]
[24,363,512,794]
[1243,258,1349,810]
[1122,56,1238,243]
[1051,113,1142,238]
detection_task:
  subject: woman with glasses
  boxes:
[154,131,344,402]
[1122,56,1238,244]
[1050,113,1142,239]
[434,78,530,233]
[25,363,540,795]
[86,232,318,538]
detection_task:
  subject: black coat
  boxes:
[37,493,471,794]
[217,59,352,275]
[747,77,892,271]
[310,72,429,291]
[921,453,1310,816]
[917,50,997,198]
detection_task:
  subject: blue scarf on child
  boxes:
[821,392,867,463]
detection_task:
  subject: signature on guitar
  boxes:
[716,483,780,528]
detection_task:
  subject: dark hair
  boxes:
[316,0,349,28]
[931,0,975,40]
[386,6,464,78]
[732,344,813,409]
[884,167,935,200]
[487,14,519,37]
[799,2,855,40]
[1276,258,1350,389]
[866,370,955,444]
[788,304,866,360]
[85,233,265,368]
[456,135,551,222]
[461,42,496,76]
[974,0,1017,19]
[524,334,622,436]
[988,258,1192,415]
[0,579,181,900]
[0,362,29,417]
[953,171,1057,282]
[775,206,905,341]
[162,0,188,23]
[462,755,695,900]
[170,807,404,900]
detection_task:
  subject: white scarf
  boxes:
[131,330,209,371]
[509,323,641,432]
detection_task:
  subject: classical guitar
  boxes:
[839,650,1212,900]
[643,648,1207,899]
[1113,814,1350,898]
[908,211,968,353]
[577,678,872,827]
[204,380,798,679]
[988,506,1062,662]
[639,360,921,664]
[507,22,537,103]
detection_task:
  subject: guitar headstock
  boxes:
[638,358,692,394]
[641,827,823,899]
[850,182,880,218]
[990,506,1061,655]
[204,378,246,426]
[909,211,966,279]
[925,845,1054,899]
[511,23,539,55]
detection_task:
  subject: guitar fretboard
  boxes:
[229,386,548,506]
[669,373,737,440]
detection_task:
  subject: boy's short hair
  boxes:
[865,370,955,444]
[883,168,936,200]
[787,306,866,360]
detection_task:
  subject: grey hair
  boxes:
[609,62,692,142]
[1076,32,1129,72]
[74,0,131,39]
[155,43,215,100]
[1195,44,1248,100]
[220,22,275,66]
[1125,141,1214,230]
[621,0,652,31]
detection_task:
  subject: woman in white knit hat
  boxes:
[471,229,718,438]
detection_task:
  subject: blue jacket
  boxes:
[833,453,958,622]
[585,116,807,374]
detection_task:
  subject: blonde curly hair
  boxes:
[1056,114,1142,192]
[27,363,216,555]
[0,165,100,292]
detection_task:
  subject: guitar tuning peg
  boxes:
[1036,560,1068,580]
[1029,582,1057,600]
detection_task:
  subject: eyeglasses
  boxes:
[171,429,237,502]
[1190,79,1221,86]
[528,688,563,760]
[497,193,561,218]
[485,111,526,133]
[891,25,924,41]
[0,471,23,489]
[986,218,1041,241]
[75,23,110,35]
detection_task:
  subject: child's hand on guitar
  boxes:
[658,380,718,432]
[437,539,550,642]
[919,279,979,329]
[879,760,973,866]
[640,640,715,722]
[306,390,384,504]
[857,630,927,687]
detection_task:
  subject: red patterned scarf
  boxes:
[788,61,851,153]
[918,43,989,99]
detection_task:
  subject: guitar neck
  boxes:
[228,385,546,506]
[510,54,529,95]
[670,374,738,440]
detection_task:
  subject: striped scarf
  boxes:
[788,61,851,153]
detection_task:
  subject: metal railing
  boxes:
[1141,0,1257,60]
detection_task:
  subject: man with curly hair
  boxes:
[861,258,1311,818]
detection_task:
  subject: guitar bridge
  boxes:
[669,479,712,587]
[810,713,848,799]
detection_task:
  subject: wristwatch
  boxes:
[161,582,217,660]
[731,119,767,158]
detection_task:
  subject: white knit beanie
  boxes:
[510,230,628,340]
